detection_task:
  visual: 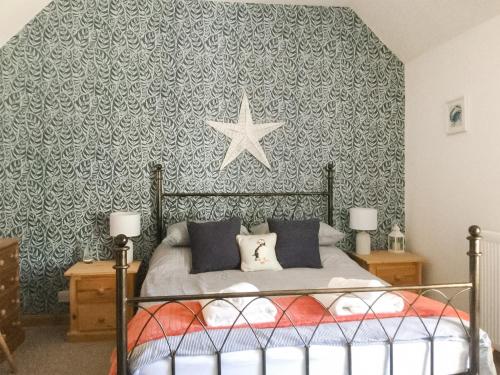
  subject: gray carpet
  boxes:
[0,325,114,375]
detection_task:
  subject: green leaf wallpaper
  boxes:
[0,0,404,313]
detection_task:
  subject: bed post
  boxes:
[114,234,129,375]
[154,164,163,245]
[467,225,482,375]
[326,163,334,226]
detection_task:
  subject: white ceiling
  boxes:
[1,0,500,62]
[215,0,500,61]
[342,0,500,61]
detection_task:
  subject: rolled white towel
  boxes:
[313,278,405,316]
[200,282,277,327]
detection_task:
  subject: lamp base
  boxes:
[126,240,134,264]
[355,231,371,255]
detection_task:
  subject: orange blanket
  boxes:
[109,292,468,374]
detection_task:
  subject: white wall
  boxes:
[0,0,52,47]
[406,15,500,307]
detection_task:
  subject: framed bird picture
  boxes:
[446,96,467,135]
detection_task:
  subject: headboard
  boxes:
[153,163,334,244]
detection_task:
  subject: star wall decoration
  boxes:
[207,91,284,170]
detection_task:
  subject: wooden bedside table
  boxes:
[349,251,425,286]
[64,260,140,342]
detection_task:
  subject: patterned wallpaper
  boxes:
[0,0,404,313]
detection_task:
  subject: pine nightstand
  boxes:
[349,251,425,286]
[64,260,141,342]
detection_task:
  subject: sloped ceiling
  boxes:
[0,0,53,47]
[343,0,500,61]
[1,0,500,61]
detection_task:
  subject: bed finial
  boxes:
[468,225,481,238]
[467,225,482,375]
[114,234,129,248]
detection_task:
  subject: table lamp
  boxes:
[349,207,377,255]
[110,211,141,264]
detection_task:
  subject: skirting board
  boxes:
[21,314,69,327]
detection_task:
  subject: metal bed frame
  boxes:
[113,164,483,375]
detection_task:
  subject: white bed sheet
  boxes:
[134,243,496,375]
[134,340,496,375]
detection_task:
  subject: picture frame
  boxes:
[446,96,467,135]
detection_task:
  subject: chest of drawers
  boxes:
[0,238,24,360]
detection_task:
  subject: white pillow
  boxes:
[318,222,345,246]
[250,221,344,246]
[164,221,249,247]
[236,233,283,272]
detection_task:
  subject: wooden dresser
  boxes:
[0,238,24,360]
[64,260,140,342]
[349,250,425,286]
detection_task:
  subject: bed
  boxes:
[110,164,496,375]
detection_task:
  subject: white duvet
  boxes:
[141,243,377,299]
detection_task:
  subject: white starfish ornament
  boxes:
[207,91,284,170]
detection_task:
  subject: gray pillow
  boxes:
[267,218,322,269]
[164,221,249,247]
[187,217,241,274]
[250,221,344,246]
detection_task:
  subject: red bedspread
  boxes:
[109,292,468,374]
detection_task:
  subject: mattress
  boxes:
[132,243,496,375]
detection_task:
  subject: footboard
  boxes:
[113,226,483,375]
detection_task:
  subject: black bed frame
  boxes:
[113,164,483,375]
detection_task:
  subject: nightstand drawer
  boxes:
[375,263,419,285]
[77,277,115,303]
[78,303,116,332]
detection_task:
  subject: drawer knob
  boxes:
[10,253,17,259]
[11,298,20,304]
[0,259,4,266]
[0,309,6,317]
[12,320,21,327]
[97,288,105,295]
[0,284,5,291]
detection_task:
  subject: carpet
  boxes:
[0,325,114,375]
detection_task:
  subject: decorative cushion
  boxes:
[236,233,283,272]
[267,218,322,269]
[164,221,249,247]
[187,217,242,274]
[250,221,344,246]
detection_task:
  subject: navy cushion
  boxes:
[187,217,241,274]
[267,218,322,269]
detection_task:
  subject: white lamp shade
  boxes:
[349,208,377,231]
[110,211,141,237]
